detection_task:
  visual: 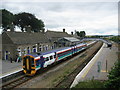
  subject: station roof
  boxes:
[63,37,80,42]
[2,31,50,44]
[58,37,80,43]
[46,30,72,42]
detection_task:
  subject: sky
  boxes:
[0,0,119,35]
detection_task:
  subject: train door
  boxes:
[54,52,58,62]
[40,56,45,68]
[72,47,75,55]
[44,56,49,67]
[23,56,35,75]
[44,53,55,67]
[49,55,55,65]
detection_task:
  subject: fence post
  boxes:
[106,60,107,72]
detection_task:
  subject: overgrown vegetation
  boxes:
[109,36,120,43]
[73,80,105,88]
[104,60,120,88]
[73,60,120,88]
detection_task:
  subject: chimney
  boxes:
[71,32,73,35]
[10,22,14,32]
[63,28,65,32]
[25,25,31,33]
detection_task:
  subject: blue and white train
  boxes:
[23,43,88,76]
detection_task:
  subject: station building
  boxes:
[2,29,79,61]
[2,31,52,60]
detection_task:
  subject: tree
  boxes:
[79,31,86,37]
[104,60,120,88]
[1,9,15,31]
[76,31,86,38]
[14,12,45,32]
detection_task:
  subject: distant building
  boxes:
[46,29,73,43]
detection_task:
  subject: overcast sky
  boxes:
[1,0,119,35]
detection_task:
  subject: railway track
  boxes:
[1,75,31,89]
[55,42,103,88]
[1,41,97,89]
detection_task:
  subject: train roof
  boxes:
[26,43,86,57]
[27,46,71,57]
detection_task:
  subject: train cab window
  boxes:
[45,57,49,61]
[50,56,53,60]
[23,57,26,66]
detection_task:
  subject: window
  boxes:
[27,47,30,54]
[45,57,49,61]
[39,47,42,51]
[33,46,36,53]
[46,46,48,50]
[50,56,53,60]
[36,60,39,66]
[54,55,56,58]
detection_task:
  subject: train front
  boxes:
[23,55,36,76]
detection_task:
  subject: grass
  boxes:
[73,80,105,88]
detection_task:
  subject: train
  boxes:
[23,43,89,76]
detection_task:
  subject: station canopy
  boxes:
[60,37,80,42]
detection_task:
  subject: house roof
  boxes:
[46,30,72,42]
[63,37,80,42]
[3,31,49,44]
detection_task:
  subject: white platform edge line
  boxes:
[0,69,23,79]
[70,43,105,88]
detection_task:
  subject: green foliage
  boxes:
[1,9,45,32]
[76,31,86,38]
[109,36,120,43]
[104,60,120,88]
[73,80,105,88]
[1,9,15,31]
[14,12,45,32]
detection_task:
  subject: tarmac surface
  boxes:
[71,42,118,88]
[0,59,22,78]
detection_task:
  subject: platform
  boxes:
[0,59,22,79]
[71,42,118,88]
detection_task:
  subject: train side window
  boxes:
[45,57,49,61]
[54,55,56,58]
[50,56,53,60]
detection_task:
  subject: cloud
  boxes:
[1,1,118,35]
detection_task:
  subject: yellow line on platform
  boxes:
[81,43,104,78]
[82,55,98,78]
[101,70,108,72]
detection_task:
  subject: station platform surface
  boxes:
[71,43,118,88]
[0,59,22,79]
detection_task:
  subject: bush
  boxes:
[104,60,120,88]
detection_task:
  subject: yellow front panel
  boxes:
[26,59,29,70]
